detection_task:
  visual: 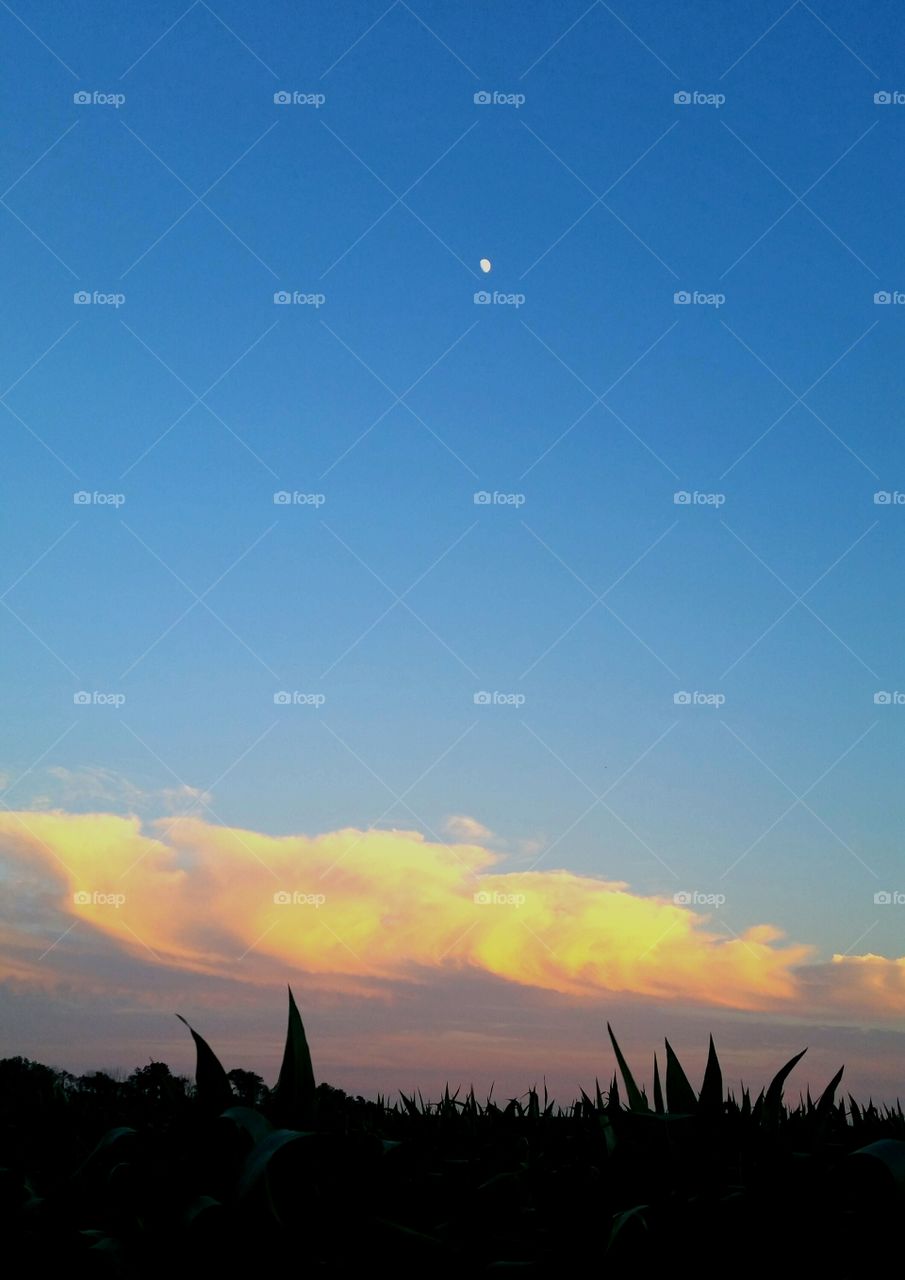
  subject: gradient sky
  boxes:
[2,0,904,1101]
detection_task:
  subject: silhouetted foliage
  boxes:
[227,1068,269,1107]
[127,1060,188,1104]
[1,1000,903,1276]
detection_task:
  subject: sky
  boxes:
[2,0,904,1102]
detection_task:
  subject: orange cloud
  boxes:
[1,809,904,1022]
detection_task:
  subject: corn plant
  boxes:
[2,997,904,1276]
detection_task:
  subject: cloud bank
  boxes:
[2,809,904,1024]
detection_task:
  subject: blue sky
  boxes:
[2,0,904,1086]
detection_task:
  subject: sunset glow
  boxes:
[4,809,904,1034]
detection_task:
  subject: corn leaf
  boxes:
[607,1023,648,1113]
[664,1038,697,1113]
[764,1048,807,1116]
[176,1014,232,1111]
[698,1035,723,1114]
[816,1064,844,1115]
[273,985,317,1128]
[652,1054,664,1114]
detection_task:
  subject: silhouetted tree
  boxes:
[0,1055,61,1102]
[227,1067,268,1107]
[126,1060,188,1105]
[77,1069,121,1100]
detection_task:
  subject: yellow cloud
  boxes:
[1,809,904,1021]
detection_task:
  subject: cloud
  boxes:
[2,808,904,1025]
[18,766,210,817]
[444,814,495,841]
[799,952,905,1015]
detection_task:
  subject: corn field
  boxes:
[2,989,903,1276]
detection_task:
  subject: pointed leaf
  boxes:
[273,986,317,1128]
[652,1054,664,1114]
[698,1035,723,1114]
[664,1038,697,1114]
[817,1064,845,1115]
[176,1014,232,1111]
[764,1048,807,1115]
[607,1024,648,1113]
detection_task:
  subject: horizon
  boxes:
[3,0,904,1104]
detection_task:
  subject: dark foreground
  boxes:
[3,998,904,1277]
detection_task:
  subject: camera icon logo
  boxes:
[473,691,491,705]
[874,491,891,504]
[673,490,691,504]
[274,691,292,704]
[474,291,491,304]
[473,491,491,504]
[674,91,691,105]
[874,91,892,104]
[875,891,892,904]
[273,491,291,504]
[73,490,92,504]
[73,690,92,704]
[474,91,491,104]
[274,291,292,304]
[273,890,292,904]
[874,291,892,304]
[73,91,91,104]
[674,290,691,304]
[673,890,692,904]
[74,291,91,304]
[473,890,492,903]
[274,91,292,104]
[74,890,92,904]
[673,691,691,705]
[874,691,892,704]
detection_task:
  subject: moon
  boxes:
[479,258,492,273]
